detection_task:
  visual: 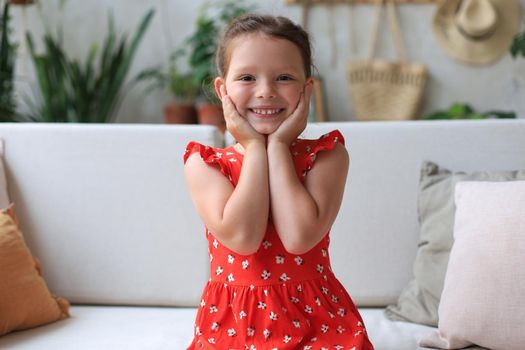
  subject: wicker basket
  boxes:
[347,0,427,121]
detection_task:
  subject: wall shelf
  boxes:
[285,0,438,4]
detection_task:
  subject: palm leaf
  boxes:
[25,8,154,123]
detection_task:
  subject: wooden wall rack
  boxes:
[285,0,438,4]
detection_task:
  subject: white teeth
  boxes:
[252,108,280,115]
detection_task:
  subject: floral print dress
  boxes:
[184,130,374,350]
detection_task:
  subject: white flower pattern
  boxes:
[261,270,271,280]
[263,329,271,340]
[247,327,255,337]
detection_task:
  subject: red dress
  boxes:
[184,130,374,350]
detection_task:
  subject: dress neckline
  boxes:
[228,140,298,156]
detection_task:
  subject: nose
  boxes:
[256,80,276,99]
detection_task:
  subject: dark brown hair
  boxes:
[216,14,313,78]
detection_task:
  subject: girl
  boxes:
[184,14,374,350]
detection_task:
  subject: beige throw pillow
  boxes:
[385,161,525,326]
[0,205,70,335]
[419,181,525,350]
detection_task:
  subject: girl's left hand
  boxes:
[268,84,313,146]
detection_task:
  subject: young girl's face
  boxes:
[216,33,312,135]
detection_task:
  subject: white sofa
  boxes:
[0,120,524,350]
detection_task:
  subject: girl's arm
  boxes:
[185,142,268,255]
[267,139,349,255]
[184,88,269,256]
[267,86,349,254]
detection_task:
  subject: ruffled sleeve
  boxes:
[291,130,345,179]
[184,141,232,180]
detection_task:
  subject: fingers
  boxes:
[290,86,312,122]
[220,85,256,143]
[220,86,240,122]
[304,83,314,106]
[219,85,227,101]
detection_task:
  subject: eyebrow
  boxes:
[230,66,302,73]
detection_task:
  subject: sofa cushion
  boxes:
[385,161,525,326]
[0,306,439,350]
[419,181,525,350]
[0,205,70,336]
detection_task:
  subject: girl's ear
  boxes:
[214,77,226,99]
[305,77,314,91]
[304,77,314,96]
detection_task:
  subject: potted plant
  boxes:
[0,3,17,122]
[7,0,34,4]
[141,48,199,124]
[423,102,516,120]
[510,24,525,59]
[164,69,199,124]
[22,3,154,123]
[185,0,254,132]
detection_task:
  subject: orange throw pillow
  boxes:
[0,204,70,335]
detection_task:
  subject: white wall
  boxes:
[8,0,525,122]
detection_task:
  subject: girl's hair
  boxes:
[216,14,313,78]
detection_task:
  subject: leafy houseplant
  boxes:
[24,6,154,123]
[141,48,199,124]
[185,0,254,131]
[164,69,199,124]
[0,3,17,122]
[423,102,516,120]
[510,25,525,59]
[142,0,253,128]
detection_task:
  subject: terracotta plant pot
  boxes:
[196,104,225,133]
[8,0,34,4]
[164,102,197,124]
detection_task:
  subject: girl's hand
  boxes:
[268,84,313,146]
[220,85,265,148]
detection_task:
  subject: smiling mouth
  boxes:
[249,108,284,116]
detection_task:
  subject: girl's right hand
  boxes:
[220,85,264,148]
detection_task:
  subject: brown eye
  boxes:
[277,75,294,81]
[239,75,255,81]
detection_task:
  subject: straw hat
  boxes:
[433,0,522,65]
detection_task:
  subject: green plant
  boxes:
[141,0,253,107]
[423,102,516,120]
[186,0,254,103]
[0,3,17,122]
[140,48,199,104]
[510,25,525,59]
[24,6,154,122]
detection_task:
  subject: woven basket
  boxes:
[347,0,427,121]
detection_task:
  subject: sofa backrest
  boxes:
[0,124,221,307]
[1,120,524,308]
[301,120,525,306]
